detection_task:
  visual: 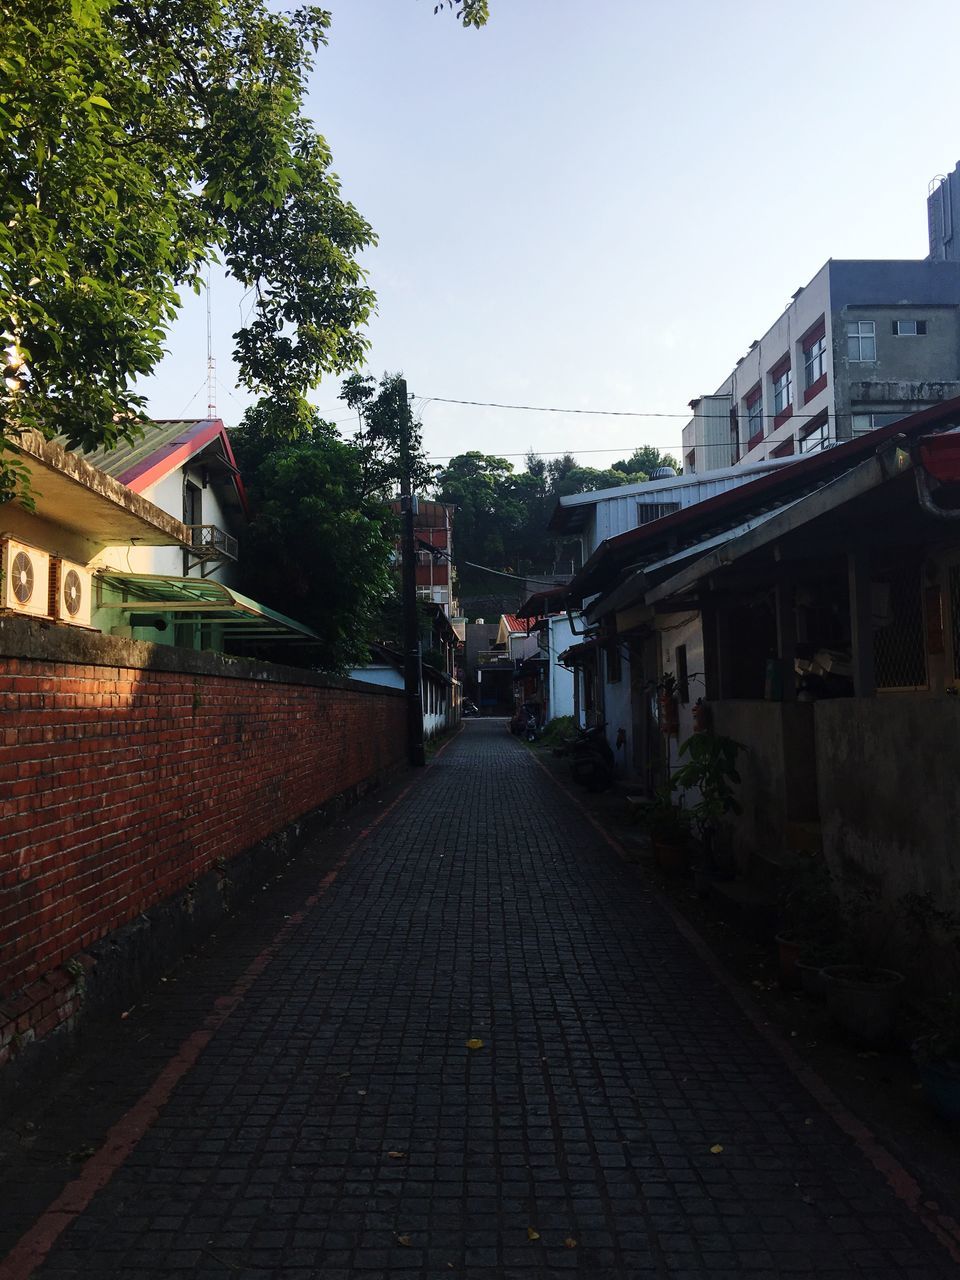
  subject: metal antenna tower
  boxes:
[206,266,217,420]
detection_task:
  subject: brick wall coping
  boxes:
[0,614,404,696]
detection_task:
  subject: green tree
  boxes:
[231,396,395,672]
[611,446,680,476]
[0,0,493,499]
[339,371,435,498]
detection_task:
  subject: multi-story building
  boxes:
[683,164,960,473]
[389,498,457,616]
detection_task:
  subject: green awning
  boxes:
[95,571,320,642]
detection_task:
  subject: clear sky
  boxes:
[139,0,960,471]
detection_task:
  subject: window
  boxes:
[847,320,876,361]
[745,385,763,444]
[851,411,905,435]
[772,363,792,416]
[893,319,927,336]
[851,413,876,435]
[803,335,826,386]
[873,560,927,690]
[799,411,831,453]
[636,500,681,526]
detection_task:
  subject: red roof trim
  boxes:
[120,419,249,518]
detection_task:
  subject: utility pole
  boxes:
[398,377,425,767]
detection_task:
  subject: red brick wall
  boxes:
[0,648,406,1019]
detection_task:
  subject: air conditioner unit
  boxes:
[53,558,93,627]
[1,538,51,618]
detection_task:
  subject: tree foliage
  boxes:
[339,372,435,498]
[0,0,375,478]
[433,0,489,27]
[230,395,396,672]
[611,445,679,476]
[434,445,681,613]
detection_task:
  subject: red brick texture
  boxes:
[0,644,406,1060]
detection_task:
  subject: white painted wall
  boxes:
[544,615,576,721]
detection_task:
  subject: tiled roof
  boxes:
[501,614,526,633]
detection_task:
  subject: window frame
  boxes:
[744,384,764,445]
[772,364,793,417]
[892,319,927,336]
[847,320,876,362]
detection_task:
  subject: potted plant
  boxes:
[776,857,843,992]
[642,784,692,874]
[913,994,960,1124]
[671,731,745,878]
[821,964,905,1045]
[820,884,905,1044]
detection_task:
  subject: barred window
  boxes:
[950,565,960,680]
[872,562,927,690]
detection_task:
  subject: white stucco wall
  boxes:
[544,616,576,721]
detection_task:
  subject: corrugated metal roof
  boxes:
[95,571,319,641]
[74,420,216,481]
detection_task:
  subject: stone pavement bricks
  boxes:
[15,721,959,1278]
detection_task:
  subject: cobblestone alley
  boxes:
[2,720,958,1279]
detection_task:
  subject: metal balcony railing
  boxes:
[186,524,238,563]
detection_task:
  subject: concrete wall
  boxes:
[815,697,960,908]
[0,617,406,1091]
[711,700,819,864]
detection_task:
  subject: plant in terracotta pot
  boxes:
[671,731,744,878]
[913,993,960,1125]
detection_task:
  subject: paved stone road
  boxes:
[20,722,959,1278]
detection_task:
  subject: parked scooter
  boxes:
[567,722,615,792]
[509,701,541,741]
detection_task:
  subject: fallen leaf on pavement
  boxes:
[387,1151,407,1159]
[527,1227,540,1241]
[466,1038,483,1050]
[710,1144,724,1154]
[563,1237,577,1249]
[396,1234,412,1247]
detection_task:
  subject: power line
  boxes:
[424,395,687,418]
[420,392,854,425]
[424,446,683,461]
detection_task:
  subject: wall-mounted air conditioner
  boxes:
[53,558,93,627]
[1,537,51,618]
